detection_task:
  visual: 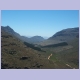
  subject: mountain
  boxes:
[37,27,79,46]
[49,27,79,41]
[1,26,79,69]
[38,27,79,68]
[1,26,28,42]
[1,28,56,69]
[1,26,45,43]
[1,26,21,38]
[29,36,45,43]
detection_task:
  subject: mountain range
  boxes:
[37,27,79,46]
[49,27,79,41]
[1,27,56,69]
[1,26,79,69]
[1,26,45,44]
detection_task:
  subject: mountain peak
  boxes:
[6,25,11,28]
[48,27,79,41]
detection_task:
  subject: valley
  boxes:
[1,26,79,69]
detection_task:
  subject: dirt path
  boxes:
[48,54,52,60]
[65,64,75,69]
[47,53,75,69]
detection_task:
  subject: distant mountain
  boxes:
[29,36,45,43]
[1,26,45,43]
[49,27,79,41]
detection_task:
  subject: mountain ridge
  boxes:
[1,26,45,43]
[1,28,57,69]
[1,26,79,69]
[49,27,79,41]
[37,27,79,46]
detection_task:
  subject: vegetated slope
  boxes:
[58,38,79,68]
[1,26,45,43]
[37,39,63,46]
[41,42,68,48]
[37,27,79,46]
[1,27,72,69]
[1,26,79,69]
[23,42,45,52]
[39,28,79,69]
[43,37,79,69]
[1,28,58,69]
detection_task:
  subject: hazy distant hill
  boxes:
[29,36,45,43]
[1,26,45,43]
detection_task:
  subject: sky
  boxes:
[1,10,79,38]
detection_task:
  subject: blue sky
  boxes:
[1,10,79,38]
